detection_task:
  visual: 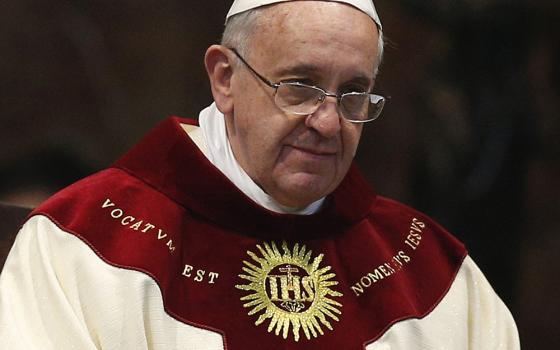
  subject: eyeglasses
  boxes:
[229,48,386,123]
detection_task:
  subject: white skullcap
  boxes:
[226,0,382,30]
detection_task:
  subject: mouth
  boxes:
[288,145,337,158]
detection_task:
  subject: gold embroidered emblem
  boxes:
[236,241,343,341]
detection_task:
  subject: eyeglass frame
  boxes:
[227,47,385,123]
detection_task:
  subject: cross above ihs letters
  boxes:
[279,265,299,289]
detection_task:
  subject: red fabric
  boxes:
[33,117,467,350]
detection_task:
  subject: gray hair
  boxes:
[221,7,385,75]
[221,9,263,61]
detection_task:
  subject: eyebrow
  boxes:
[273,63,374,88]
[274,63,322,78]
[345,75,374,89]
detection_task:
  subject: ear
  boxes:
[204,45,235,115]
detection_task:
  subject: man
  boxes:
[0,0,519,349]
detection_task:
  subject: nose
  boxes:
[305,95,341,138]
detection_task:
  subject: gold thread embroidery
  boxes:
[236,241,343,341]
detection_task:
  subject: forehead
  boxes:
[249,1,379,78]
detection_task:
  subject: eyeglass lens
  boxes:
[275,83,384,122]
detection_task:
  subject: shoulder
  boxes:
[342,193,467,298]
[32,167,184,262]
[366,195,466,258]
[349,195,468,312]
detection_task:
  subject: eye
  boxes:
[340,84,368,94]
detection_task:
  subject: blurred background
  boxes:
[1,0,558,347]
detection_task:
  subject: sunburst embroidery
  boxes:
[236,241,343,341]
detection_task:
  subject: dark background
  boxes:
[1,1,559,348]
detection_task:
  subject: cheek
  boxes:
[238,114,300,170]
[342,124,363,158]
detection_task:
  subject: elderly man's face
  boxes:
[226,2,380,208]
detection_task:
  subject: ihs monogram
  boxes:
[236,241,343,341]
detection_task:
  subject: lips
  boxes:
[289,145,337,157]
